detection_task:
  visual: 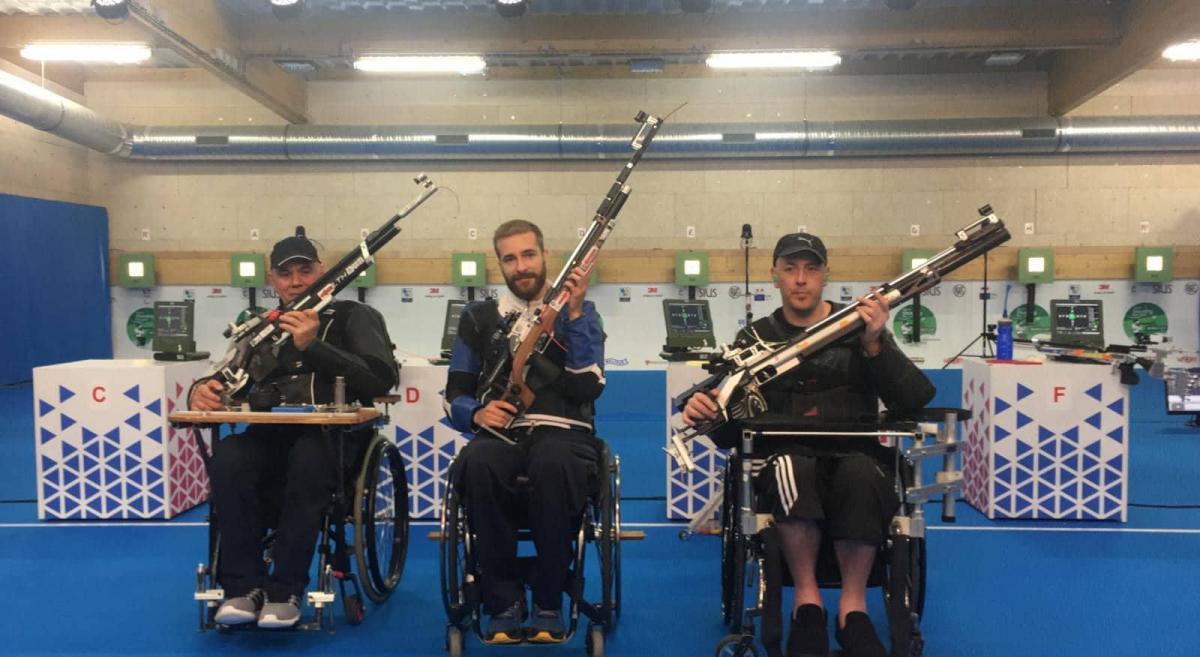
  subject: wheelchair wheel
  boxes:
[883,535,926,657]
[353,434,409,604]
[719,458,737,626]
[447,625,465,657]
[715,633,762,657]
[439,483,472,626]
[594,451,622,630]
[586,623,605,657]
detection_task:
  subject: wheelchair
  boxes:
[438,437,634,657]
[716,408,969,657]
[188,401,410,631]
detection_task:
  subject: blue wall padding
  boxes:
[0,193,111,383]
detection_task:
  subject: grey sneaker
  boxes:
[213,588,265,626]
[484,600,526,644]
[258,594,302,629]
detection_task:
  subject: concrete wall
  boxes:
[62,67,1200,257]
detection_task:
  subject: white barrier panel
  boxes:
[962,359,1130,521]
[33,359,209,520]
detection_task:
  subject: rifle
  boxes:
[1030,339,1163,385]
[476,111,665,433]
[206,174,439,399]
[666,206,1011,472]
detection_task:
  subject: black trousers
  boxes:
[208,424,365,601]
[451,427,600,614]
[756,452,900,545]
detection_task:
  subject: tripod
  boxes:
[943,251,996,368]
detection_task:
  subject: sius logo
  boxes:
[697,287,719,298]
[604,357,630,366]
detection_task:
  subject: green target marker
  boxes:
[1123,303,1168,339]
[893,305,938,341]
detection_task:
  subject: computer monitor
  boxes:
[440,300,469,357]
[1165,367,1200,415]
[662,299,717,351]
[1049,299,1105,350]
[152,300,209,360]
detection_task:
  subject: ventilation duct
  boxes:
[5,69,1200,161]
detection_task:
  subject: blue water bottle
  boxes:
[996,317,1013,360]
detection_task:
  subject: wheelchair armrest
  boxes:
[882,407,972,423]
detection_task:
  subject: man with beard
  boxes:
[443,219,605,644]
[189,227,398,628]
[681,233,933,657]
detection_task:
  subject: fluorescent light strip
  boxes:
[706,51,841,71]
[354,55,486,75]
[1163,40,1200,62]
[21,43,151,64]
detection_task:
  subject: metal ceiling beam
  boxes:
[127,1,307,124]
[1048,0,1200,116]
[235,6,1120,60]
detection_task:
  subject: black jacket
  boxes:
[256,300,398,406]
[712,302,935,450]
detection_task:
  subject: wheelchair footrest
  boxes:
[307,590,335,607]
[194,588,224,603]
[618,530,646,541]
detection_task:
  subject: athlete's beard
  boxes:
[505,266,547,302]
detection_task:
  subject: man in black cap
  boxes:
[682,232,934,657]
[189,227,398,628]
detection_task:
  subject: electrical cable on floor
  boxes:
[0,499,36,504]
[0,379,31,389]
[1128,502,1200,509]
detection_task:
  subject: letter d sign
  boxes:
[406,387,420,403]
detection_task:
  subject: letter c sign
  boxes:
[92,386,106,403]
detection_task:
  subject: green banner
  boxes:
[1123,302,1168,339]
[236,306,268,325]
[126,307,155,349]
[1010,304,1051,341]
[893,305,938,341]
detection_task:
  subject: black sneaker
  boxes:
[527,604,567,644]
[213,588,266,626]
[835,611,886,657]
[484,600,526,644]
[787,604,829,657]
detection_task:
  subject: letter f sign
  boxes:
[1053,386,1066,403]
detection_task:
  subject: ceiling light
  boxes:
[21,43,151,64]
[1163,40,1200,61]
[706,51,842,71]
[270,0,305,20]
[353,55,487,75]
[496,0,528,18]
[91,0,129,21]
[985,52,1026,67]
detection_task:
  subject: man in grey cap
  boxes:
[682,232,934,657]
[189,227,398,629]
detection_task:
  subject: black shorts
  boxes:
[754,452,900,545]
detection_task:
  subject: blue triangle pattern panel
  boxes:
[971,367,1129,521]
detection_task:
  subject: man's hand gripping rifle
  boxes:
[475,111,664,440]
[666,206,1012,472]
[204,174,439,402]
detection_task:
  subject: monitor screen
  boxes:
[662,299,717,350]
[1165,367,1200,414]
[440,300,468,354]
[665,300,713,334]
[152,300,195,352]
[1049,299,1104,350]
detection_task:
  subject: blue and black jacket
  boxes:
[443,292,606,434]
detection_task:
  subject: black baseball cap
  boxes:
[270,226,320,270]
[772,232,827,264]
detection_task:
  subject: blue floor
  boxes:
[3,376,1200,656]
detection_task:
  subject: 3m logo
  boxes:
[211,288,222,294]
[429,288,441,294]
[1098,284,1111,291]
[647,287,658,294]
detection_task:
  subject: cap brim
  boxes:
[272,254,317,269]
